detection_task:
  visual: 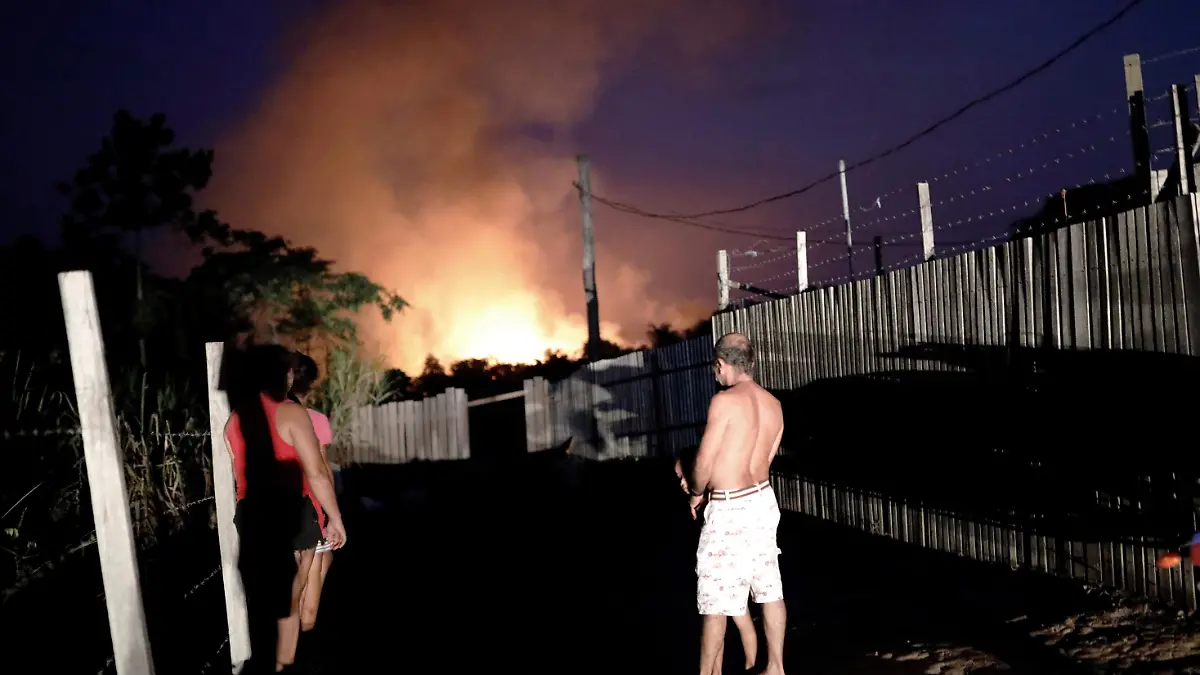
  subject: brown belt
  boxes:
[708,480,772,501]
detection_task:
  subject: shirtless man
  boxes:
[688,333,786,675]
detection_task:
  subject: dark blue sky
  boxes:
[0,0,1197,356]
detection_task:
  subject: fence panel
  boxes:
[345,388,470,464]
[520,196,1200,607]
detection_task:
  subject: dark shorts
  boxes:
[293,499,323,552]
[236,495,323,553]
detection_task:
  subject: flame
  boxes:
[205,0,757,374]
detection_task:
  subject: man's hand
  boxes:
[688,493,706,521]
[324,516,348,550]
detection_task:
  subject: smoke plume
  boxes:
[209,0,760,373]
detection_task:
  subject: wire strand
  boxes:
[588,0,1151,220]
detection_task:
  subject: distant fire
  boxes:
[206,0,756,373]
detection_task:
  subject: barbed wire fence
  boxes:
[704,56,1197,307]
[712,100,1142,303]
[1,286,239,674]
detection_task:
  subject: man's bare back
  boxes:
[705,381,782,491]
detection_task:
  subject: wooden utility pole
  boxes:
[839,159,853,277]
[577,155,601,361]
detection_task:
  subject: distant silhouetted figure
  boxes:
[222,344,347,673]
[288,352,336,633]
[689,333,786,675]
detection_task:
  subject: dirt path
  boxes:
[295,459,1174,674]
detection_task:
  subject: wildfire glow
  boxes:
[206,0,755,374]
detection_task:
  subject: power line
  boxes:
[585,191,796,241]
[590,0,1151,221]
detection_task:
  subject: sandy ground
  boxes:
[288,458,1198,675]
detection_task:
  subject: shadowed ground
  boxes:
[292,456,1109,674]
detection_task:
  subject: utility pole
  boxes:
[839,159,853,278]
[577,155,601,361]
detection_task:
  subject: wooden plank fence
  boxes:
[344,388,470,463]
[523,338,716,459]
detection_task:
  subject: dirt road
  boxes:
[296,458,1135,674]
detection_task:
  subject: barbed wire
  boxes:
[719,98,1139,246]
[196,636,229,675]
[731,160,1150,298]
[1142,44,1200,66]
[1,426,212,440]
[182,564,223,601]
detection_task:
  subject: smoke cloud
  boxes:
[209,0,760,373]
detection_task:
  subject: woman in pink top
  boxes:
[288,353,337,633]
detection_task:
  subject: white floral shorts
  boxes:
[696,484,783,616]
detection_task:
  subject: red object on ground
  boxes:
[1157,551,1183,569]
[1190,545,1200,568]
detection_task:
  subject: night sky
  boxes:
[0,0,1197,366]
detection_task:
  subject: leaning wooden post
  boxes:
[59,270,156,675]
[204,342,251,669]
[918,181,935,261]
[1124,54,1154,202]
[717,250,730,310]
[795,231,809,292]
[1171,84,1194,195]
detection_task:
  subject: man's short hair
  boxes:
[715,333,755,373]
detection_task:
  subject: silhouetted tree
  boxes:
[185,225,406,350]
[414,355,451,396]
[58,110,217,367]
[646,323,685,348]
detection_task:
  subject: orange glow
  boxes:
[206,0,756,373]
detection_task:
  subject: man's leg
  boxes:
[759,600,786,675]
[731,612,758,670]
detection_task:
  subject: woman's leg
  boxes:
[277,548,315,671]
[731,612,758,670]
[299,550,332,631]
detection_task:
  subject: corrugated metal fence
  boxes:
[522,195,1200,608]
[345,388,470,463]
[523,338,716,459]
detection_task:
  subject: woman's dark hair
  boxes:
[224,343,300,500]
[676,446,699,478]
[290,352,319,398]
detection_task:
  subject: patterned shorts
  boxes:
[696,485,783,616]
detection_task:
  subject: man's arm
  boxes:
[767,425,783,466]
[690,393,731,496]
[279,403,343,525]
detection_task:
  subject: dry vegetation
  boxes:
[1,351,213,600]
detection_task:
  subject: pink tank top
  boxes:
[308,409,333,447]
